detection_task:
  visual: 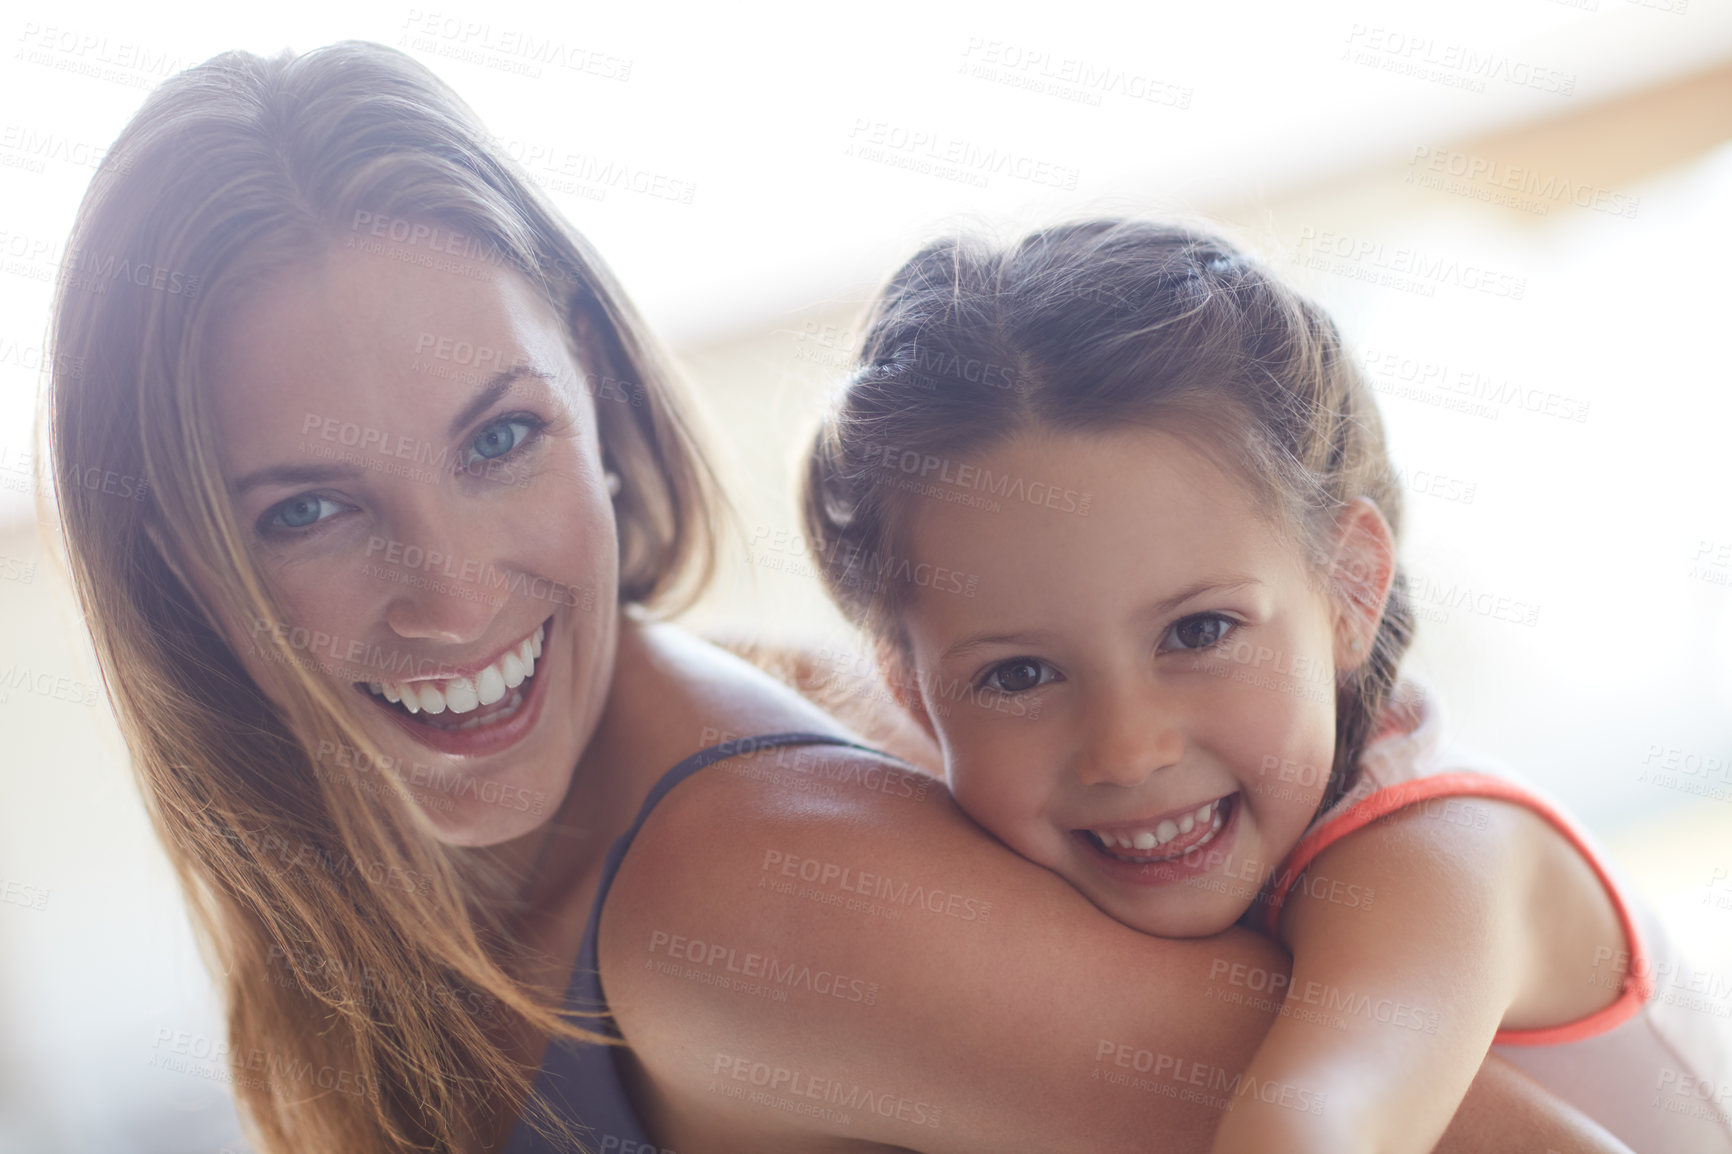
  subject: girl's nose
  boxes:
[1071,695,1186,788]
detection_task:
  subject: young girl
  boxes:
[800,219,1732,1154]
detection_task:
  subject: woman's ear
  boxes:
[872,636,939,746]
[1327,498,1396,672]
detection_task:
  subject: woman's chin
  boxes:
[421,797,551,848]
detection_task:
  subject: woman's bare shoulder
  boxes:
[614,701,973,934]
[598,734,1286,1150]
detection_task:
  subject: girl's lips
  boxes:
[1072,794,1242,888]
[355,616,554,759]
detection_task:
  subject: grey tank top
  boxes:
[504,731,885,1153]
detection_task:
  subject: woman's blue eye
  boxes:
[466,417,536,463]
[983,658,1055,694]
[266,494,341,532]
[1165,613,1235,651]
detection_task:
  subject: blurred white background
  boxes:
[1,1,1730,1150]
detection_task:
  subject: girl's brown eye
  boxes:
[1168,614,1233,650]
[986,658,1049,693]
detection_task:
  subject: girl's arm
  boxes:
[1207,797,1552,1154]
[600,754,1630,1154]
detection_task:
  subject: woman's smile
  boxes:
[356,614,557,757]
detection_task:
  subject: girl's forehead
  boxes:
[896,426,1317,627]
[923,424,1263,527]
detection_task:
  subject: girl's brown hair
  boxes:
[45,40,726,1154]
[801,218,1413,811]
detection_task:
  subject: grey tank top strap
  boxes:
[505,731,891,1153]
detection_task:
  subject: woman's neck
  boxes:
[497,614,649,917]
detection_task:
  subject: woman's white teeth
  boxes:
[1091,798,1226,855]
[482,664,509,704]
[364,623,544,716]
[443,678,478,713]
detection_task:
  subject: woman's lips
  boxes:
[1072,794,1241,887]
[352,616,555,758]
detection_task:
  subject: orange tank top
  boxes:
[1255,680,1732,1151]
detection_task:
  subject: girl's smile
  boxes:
[1071,790,1242,885]
[1076,789,1235,861]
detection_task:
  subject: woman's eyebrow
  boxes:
[231,364,559,496]
[445,364,556,438]
[233,461,363,496]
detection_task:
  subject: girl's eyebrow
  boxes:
[1137,575,1263,622]
[941,628,1060,663]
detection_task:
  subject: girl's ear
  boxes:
[1327,498,1396,672]
[872,636,939,746]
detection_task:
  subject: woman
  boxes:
[46,40,1635,1154]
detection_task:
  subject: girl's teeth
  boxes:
[1090,798,1228,858]
[418,684,447,714]
[501,652,526,689]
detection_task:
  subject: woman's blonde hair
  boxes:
[46,40,725,1153]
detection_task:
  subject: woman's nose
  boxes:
[371,504,506,644]
[383,579,503,644]
[1071,694,1186,788]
